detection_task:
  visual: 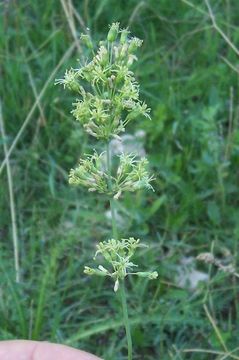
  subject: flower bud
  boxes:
[84,266,96,275]
[69,81,80,92]
[114,190,122,200]
[149,271,158,279]
[120,28,130,44]
[136,271,158,280]
[127,54,137,66]
[80,34,93,49]
[84,266,108,277]
[120,43,128,58]
[107,22,119,42]
[114,279,119,292]
[128,37,143,54]
[98,265,108,273]
[88,188,97,192]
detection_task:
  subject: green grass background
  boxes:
[1,0,239,359]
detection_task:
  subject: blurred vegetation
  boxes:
[1,0,239,359]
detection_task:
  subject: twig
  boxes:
[60,0,81,53]
[221,55,239,75]
[128,1,146,27]
[225,86,234,159]
[25,61,46,143]
[0,100,20,283]
[204,304,228,353]
[181,0,206,16]
[204,0,239,57]
[181,0,239,57]
[220,346,239,360]
[26,64,46,125]
[183,348,239,360]
[70,1,87,32]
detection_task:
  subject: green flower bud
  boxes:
[84,266,96,275]
[55,69,80,92]
[136,271,158,280]
[128,37,143,54]
[107,22,119,42]
[98,265,109,274]
[69,81,80,92]
[98,46,109,66]
[80,34,93,49]
[120,28,130,44]
[120,43,128,58]
[114,279,119,292]
[149,271,158,280]
[84,266,108,277]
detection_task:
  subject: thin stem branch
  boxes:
[204,0,239,57]
[119,280,133,360]
[0,100,20,283]
[183,348,239,360]
[60,0,82,53]
[184,0,239,56]
[0,42,76,175]
[204,304,228,353]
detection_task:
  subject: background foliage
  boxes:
[1,0,239,359]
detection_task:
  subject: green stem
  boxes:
[106,141,133,359]
[110,198,118,239]
[106,141,118,239]
[119,280,133,360]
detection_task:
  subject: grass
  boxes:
[1,0,239,359]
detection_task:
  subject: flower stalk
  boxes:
[106,139,132,359]
[56,22,158,359]
[119,280,133,360]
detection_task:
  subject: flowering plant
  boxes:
[56,22,157,360]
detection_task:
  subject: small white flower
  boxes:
[114,279,119,292]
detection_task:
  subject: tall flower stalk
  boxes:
[56,23,158,360]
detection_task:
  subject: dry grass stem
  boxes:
[0,42,76,176]
[0,100,20,283]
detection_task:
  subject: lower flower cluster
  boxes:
[84,237,158,292]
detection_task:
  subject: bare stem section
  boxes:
[204,0,239,57]
[119,281,133,360]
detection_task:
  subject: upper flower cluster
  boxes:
[55,23,150,140]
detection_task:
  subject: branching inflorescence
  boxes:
[55,22,150,140]
[69,152,154,199]
[56,22,158,360]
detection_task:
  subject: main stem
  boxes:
[106,141,133,360]
[119,280,133,360]
[106,142,118,239]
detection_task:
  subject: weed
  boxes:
[56,23,158,360]
[1,1,239,358]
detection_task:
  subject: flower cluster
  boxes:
[84,237,158,292]
[56,23,158,295]
[55,23,150,140]
[69,152,108,193]
[69,152,154,198]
